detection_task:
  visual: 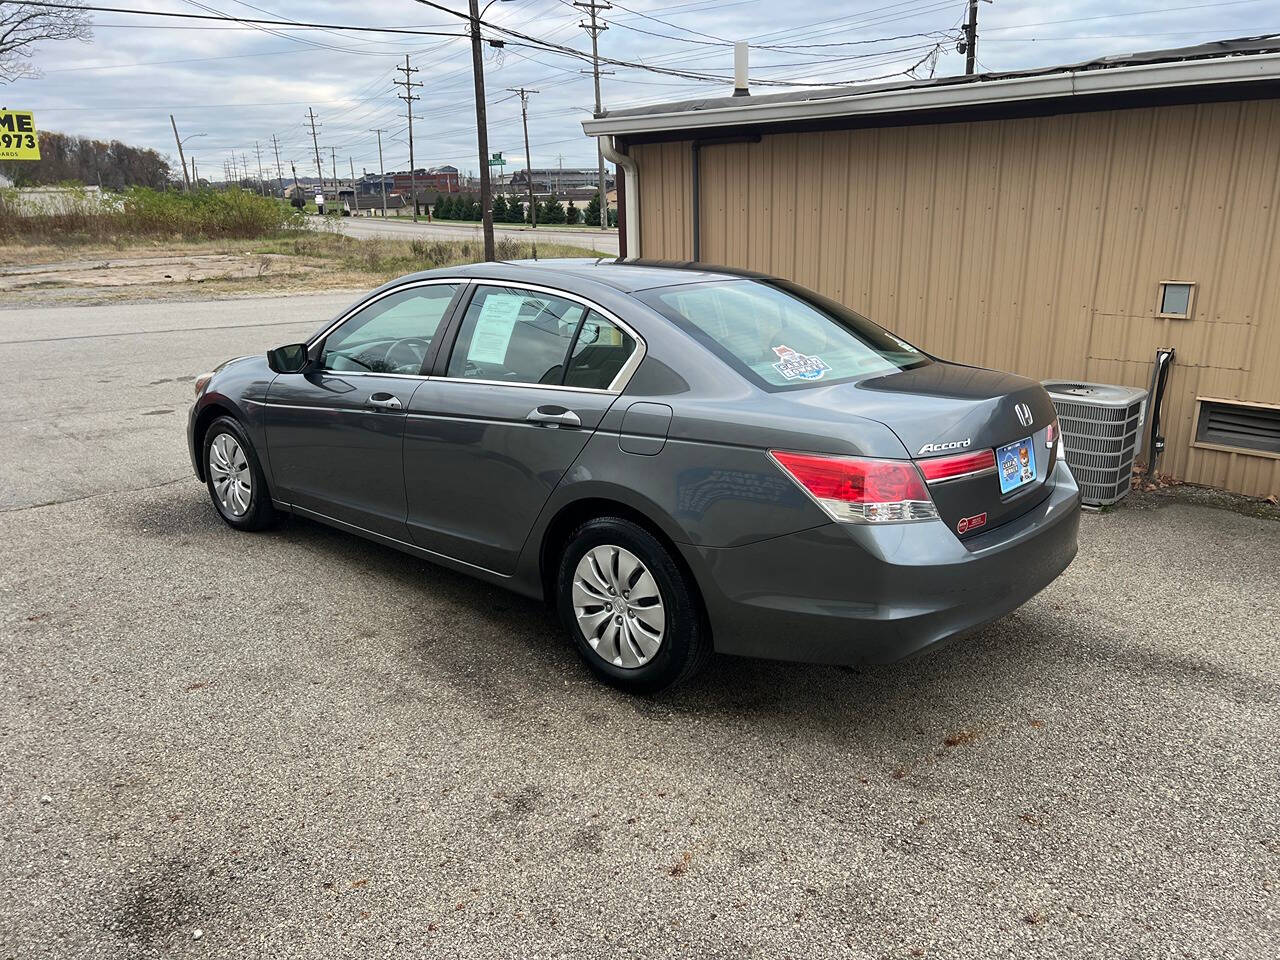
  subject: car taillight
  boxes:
[1046,418,1065,460]
[916,448,996,484]
[769,450,937,524]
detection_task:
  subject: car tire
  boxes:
[557,516,711,694]
[203,415,277,532]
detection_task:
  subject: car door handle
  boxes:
[526,405,581,429]
[367,392,402,410]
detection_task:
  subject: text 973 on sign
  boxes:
[0,111,40,161]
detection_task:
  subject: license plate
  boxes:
[996,437,1037,495]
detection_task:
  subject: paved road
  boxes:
[330,216,620,256]
[1,294,1277,958]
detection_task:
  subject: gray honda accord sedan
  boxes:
[188,259,1080,692]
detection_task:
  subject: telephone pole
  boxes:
[576,0,611,229]
[253,140,266,196]
[963,0,985,76]
[508,87,538,228]
[306,108,325,200]
[329,146,338,194]
[270,134,285,198]
[169,115,191,192]
[371,128,388,219]
[395,56,423,221]
[468,0,495,260]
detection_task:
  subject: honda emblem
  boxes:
[1015,402,1034,428]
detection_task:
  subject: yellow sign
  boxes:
[0,111,39,161]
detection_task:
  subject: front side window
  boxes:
[447,285,634,389]
[320,283,457,374]
[638,280,929,391]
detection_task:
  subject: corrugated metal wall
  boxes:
[630,99,1280,498]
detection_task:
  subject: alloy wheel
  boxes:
[572,544,666,668]
[208,433,252,518]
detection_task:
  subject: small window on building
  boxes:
[1157,281,1195,319]
[1194,398,1280,456]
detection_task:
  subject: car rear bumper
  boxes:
[682,460,1081,666]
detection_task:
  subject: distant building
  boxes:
[390,165,460,196]
[510,167,614,194]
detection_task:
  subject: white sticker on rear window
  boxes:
[467,293,524,364]
[771,344,831,382]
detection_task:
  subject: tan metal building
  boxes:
[586,40,1280,498]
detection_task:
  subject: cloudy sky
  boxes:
[6,0,1274,183]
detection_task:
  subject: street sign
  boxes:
[0,110,39,161]
[488,152,505,167]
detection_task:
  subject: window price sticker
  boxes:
[0,111,39,161]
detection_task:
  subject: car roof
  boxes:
[405,258,770,294]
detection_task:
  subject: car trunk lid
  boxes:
[827,362,1062,538]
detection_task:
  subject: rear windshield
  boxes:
[638,279,930,390]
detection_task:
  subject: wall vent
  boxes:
[1195,400,1280,456]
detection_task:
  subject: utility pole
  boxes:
[270,134,285,198]
[556,153,563,195]
[190,157,198,187]
[306,108,325,200]
[508,87,538,228]
[254,140,266,196]
[576,0,611,229]
[468,0,495,261]
[329,146,338,194]
[241,153,251,191]
[372,128,388,218]
[963,0,982,76]
[169,114,191,192]
[290,161,302,205]
[395,55,422,221]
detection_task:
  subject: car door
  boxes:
[404,281,644,574]
[265,280,461,539]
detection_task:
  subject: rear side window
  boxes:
[564,313,636,389]
[447,285,585,384]
[639,280,929,390]
[446,285,636,390]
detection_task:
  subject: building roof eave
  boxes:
[582,46,1280,139]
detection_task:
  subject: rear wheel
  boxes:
[557,517,710,694]
[203,416,276,531]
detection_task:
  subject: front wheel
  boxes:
[557,517,711,694]
[203,416,277,531]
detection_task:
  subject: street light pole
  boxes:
[169,115,191,192]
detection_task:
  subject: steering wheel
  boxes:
[384,337,431,373]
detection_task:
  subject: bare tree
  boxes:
[0,1,91,83]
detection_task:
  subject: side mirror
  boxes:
[267,342,310,374]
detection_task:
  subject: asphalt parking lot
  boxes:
[1,294,1277,959]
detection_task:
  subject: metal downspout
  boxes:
[600,135,639,260]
